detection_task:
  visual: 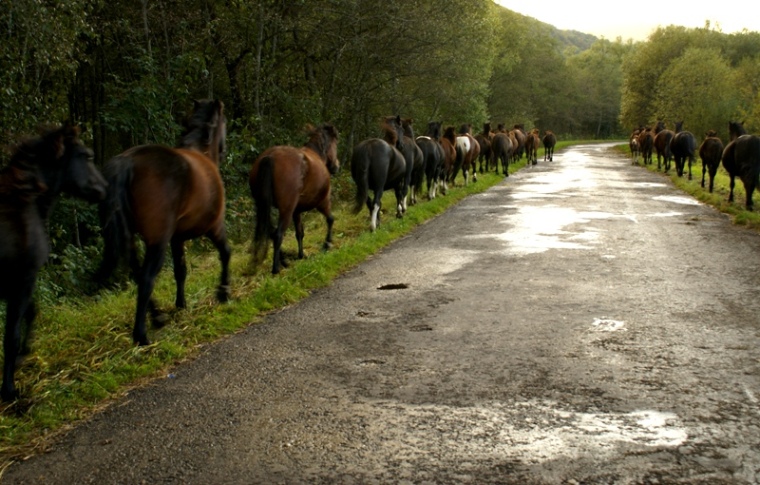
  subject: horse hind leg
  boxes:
[2,290,34,401]
[293,212,305,259]
[134,244,167,345]
[207,228,231,301]
[170,238,188,309]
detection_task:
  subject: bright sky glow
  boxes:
[494,1,760,41]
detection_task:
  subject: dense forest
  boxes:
[2,0,760,297]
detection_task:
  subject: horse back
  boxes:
[127,145,225,243]
[258,145,331,210]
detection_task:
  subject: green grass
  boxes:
[1,155,540,465]
[613,144,760,229]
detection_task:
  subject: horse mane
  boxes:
[729,121,747,139]
[443,126,456,143]
[180,99,224,152]
[381,116,404,150]
[458,124,471,135]
[481,123,491,136]
[425,121,442,139]
[401,118,415,139]
[8,124,79,169]
[304,123,338,159]
[705,130,718,138]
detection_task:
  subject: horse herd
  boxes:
[629,120,760,210]
[0,100,558,402]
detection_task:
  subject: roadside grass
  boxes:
[1,149,566,463]
[612,144,760,229]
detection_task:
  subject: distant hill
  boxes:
[501,6,599,53]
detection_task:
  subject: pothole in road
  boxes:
[377,283,409,290]
[357,359,386,366]
[653,195,701,206]
[409,324,433,332]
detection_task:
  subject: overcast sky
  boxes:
[493,1,760,41]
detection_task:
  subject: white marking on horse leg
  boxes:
[370,204,380,232]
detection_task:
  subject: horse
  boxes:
[671,121,697,179]
[542,130,557,162]
[629,128,642,164]
[439,126,457,194]
[638,128,654,165]
[722,120,760,210]
[653,120,674,172]
[490,131,513,176]
[524,129,540,165]
[97,99,230,347]
[699,130,723,193]
[399,118,425,206]
[1,124,107,401]
[511,125,527,163]
[453,124,480,186]
[474,123,492,173]
[415,121,445,200]
[351,118,407,231]
[249,123,339,274]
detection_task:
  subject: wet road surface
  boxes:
[4,144,760,484]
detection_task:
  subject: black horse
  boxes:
[699,130,723,193]
[722,121,760,210]
[351,118,407,231]
[400,118,425,206]
[671,121,697,179]
[654,121,674,172]
[1,124,107,401]
[415,121,445,200]
[542,130,557,162]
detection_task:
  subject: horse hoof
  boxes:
[217,285,231,303]
[322,242,332,251]
[134,335,151,346]
[152,312,169,329]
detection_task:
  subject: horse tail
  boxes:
[96,155,135,284]
[351,145,370,214]
[251,155,275,262]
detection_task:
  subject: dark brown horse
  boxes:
[511,125,527,163]
[416,121,446,200]
[638,128,654,165]
[654,121,674,172]
[475,123,492,173]
[671,121,697,179]
[699,130,723,193]
[351,118,407,231]
[722,120,760,210]
[1,124,107,401]
[542,130,557,162]
[399,118,425,206]
[98,99,230,346]
[249,123,339,274]
[491,131,513,176]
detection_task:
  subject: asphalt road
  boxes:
[4,144,760,484]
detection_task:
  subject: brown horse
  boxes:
[524,129,540,165]
[542,130,557,162]
[439,126,457,194]
[98,99,230,346]
[629,127,642,164]
[399,118,425,206]
[510,126,526,163]
[1,124,107,401]
[249,124,339,274]
[722,121,760,210]
[653,120,674,172]
[699,130,723,193]
[638,128,654,165]
[475,123,492,174]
